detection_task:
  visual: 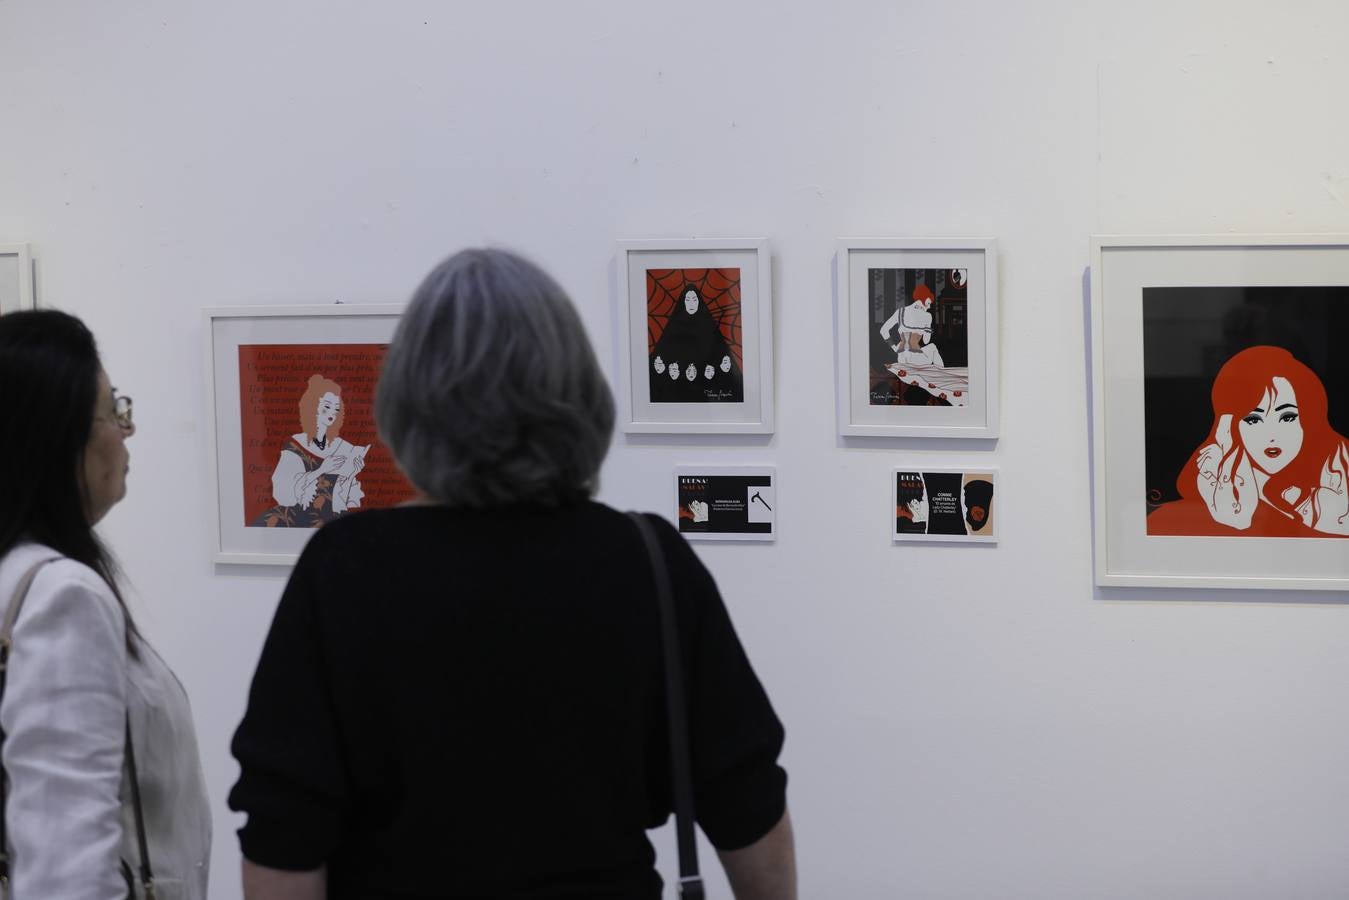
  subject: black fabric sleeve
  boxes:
[228,529,350,869]
[654,517,788,851]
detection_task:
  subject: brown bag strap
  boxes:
[0,559,56,656]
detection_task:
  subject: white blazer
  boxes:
[0,542,211,899]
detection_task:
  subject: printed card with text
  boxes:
[674,465,775,541]
[892,467,998,543]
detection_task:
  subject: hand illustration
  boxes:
[669,361,681,381]
[1297,449,1349,533]
[653,355,665,375]
[1196,414,1256,530]
[1317,476,1349,533]
[720,355,731,373]
[684,363,696,382]
[704,365,715,380]
[317,453,348,476]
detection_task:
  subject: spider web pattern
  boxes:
[646,268,743,370]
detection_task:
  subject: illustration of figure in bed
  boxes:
[251,373,368,527]
[879,285,945,368]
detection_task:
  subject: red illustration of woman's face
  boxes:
[1236,376,1303,475]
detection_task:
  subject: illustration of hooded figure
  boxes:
[650,284,744,403]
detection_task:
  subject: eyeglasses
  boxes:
[111,391,133,430]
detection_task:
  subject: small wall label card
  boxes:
[892,467,998,543]
[674,465,775,541]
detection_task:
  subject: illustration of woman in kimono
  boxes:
[251,373,369,528]
[1147,345,1349,537]
[650,284,743,403]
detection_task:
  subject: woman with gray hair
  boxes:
[229,248,796,900]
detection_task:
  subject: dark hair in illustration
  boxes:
[377,247,614,507]
[0,310,140,654]
[1175,346,1347,522]
[299,373,346,443]
[963,479,994,532]
[896,474,925,520]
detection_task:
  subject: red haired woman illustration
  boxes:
[1148,346,1349,536]
[251,374,369,527]
[879,284,946,367]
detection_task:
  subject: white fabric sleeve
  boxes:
[334,477,364,513]
[879,309,899,340]
[0,562,129,899]
[270,449,312,507]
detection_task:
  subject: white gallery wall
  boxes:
[4,1,1349,897]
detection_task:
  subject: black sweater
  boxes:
[229,502,787,899]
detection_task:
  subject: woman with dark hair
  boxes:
[231,249,795,899]
[0,310,211,896]
[650,283,744,403]
[1148,345,1349,536]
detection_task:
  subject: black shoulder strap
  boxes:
[628,513,703,900]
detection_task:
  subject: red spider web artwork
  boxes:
[646,268,743,370]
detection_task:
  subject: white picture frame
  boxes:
[615,238,774,434]
[891,466,999,543]
[0,243,35,314]
[835,239,999,439]
[1091,234,1349,590]
[204,304,410,566]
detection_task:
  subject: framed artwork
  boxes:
[204,305,417,565]
[1091,235,1349,590]
[892,467,998,543]
[674,465,775,542]
[835,239,999,439]
[616,238,774,434]
[0,244,35,314]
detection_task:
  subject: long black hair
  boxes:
[0,310,139,654]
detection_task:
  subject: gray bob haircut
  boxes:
[376,248,615,507]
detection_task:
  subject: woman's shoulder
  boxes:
[1,543,113,598]
[0,545,125,646]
